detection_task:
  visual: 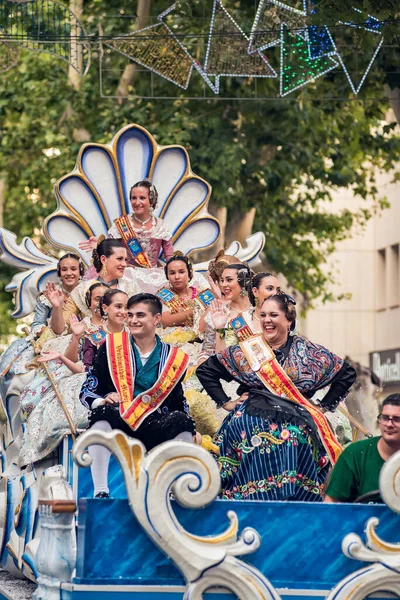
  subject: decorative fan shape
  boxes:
[0,228,57,317]
[1,123,266,318]
[44,123,221,265]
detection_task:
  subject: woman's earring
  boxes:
[255,296,259,306]
[101,264,108,277]
[240,288,247,297]
[103,312,108,321]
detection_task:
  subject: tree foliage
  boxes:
[0,0,400,338]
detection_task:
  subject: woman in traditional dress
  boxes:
[0,254,84,444]
[197,293,356,502]
[79,179,177,291]
[201,265,282,358]
[157,252,214,356]
[49,239,138,334]
[156,252,218,436]
[18,287,128,467]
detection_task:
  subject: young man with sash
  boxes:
[80,293,195,498]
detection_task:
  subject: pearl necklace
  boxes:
[133,214,153,231]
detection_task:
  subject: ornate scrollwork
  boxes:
[73,430,281,600]
[326,449,400,600]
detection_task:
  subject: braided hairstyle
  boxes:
[261,292,297,331]
[208,250,241,283]
[85,282,107,309]
[164,251,193,281]
[57,252,85,278]
[100,288,128,318]
[221,263,254,294]
[130,178,158,209]
[92,239,125,273]
[248,272,276,307]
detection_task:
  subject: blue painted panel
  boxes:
[61,586,392,600]
[75,498,400,590]
[77,456,128,501]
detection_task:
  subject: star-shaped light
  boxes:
[248,0,308,54]
[204,0,277,93]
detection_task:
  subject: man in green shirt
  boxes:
[325,394,400,503]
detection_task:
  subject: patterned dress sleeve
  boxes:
[31,298,51,337]
[161,237,174,261]
[79,343,116,409]
[107,222,121,239]
[82,338,97,371]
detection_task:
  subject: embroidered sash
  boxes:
[239,334,342,464]
[156,287,194,314]
[229,313,253,341]
[195,289,215,309]
[106,332,189,431]
[114,215,152,268]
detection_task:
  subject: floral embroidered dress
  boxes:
[18,317,108,467]
[197,335,356,502]
[106,216,175,293]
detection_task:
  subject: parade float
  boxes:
[0,123,398,600]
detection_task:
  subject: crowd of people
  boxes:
[2,177,397,503]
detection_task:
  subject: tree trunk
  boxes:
[68,0,84,91]
[116,0,151,102]
[226,208,256,245]
[215,206,227,251]
[384,84,400,124]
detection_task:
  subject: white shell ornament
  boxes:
[0,123,266,317]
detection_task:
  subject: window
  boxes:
[377,248,386,310]
[388,244,400,307]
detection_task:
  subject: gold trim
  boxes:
[0,236,48,267]
[112,124,158,213]
[187,516,238,545]
[243,575,268,600]
[57,169,113,230]
[160,173,212,230]
[115,432,134,476]
[368,521,400,553]
[132,445,142,485]
[181,216,221,257]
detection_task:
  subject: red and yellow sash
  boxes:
[106,332,189,431]
[229,313,254,341]
[240,334,342,464]
[114,215,152,268]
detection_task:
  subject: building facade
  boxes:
[299,170,400,396]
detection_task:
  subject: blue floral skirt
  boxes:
[214,404,329,501]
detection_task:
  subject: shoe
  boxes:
[94,492,110,499]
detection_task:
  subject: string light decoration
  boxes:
[0,39,20,72]
[280,25,338,96]
[325,9,383,94]
[157,4,219,93]
[204,0,277,92]
[0,0,90,74]
[248,0,307,53]
[105,22,196,89]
